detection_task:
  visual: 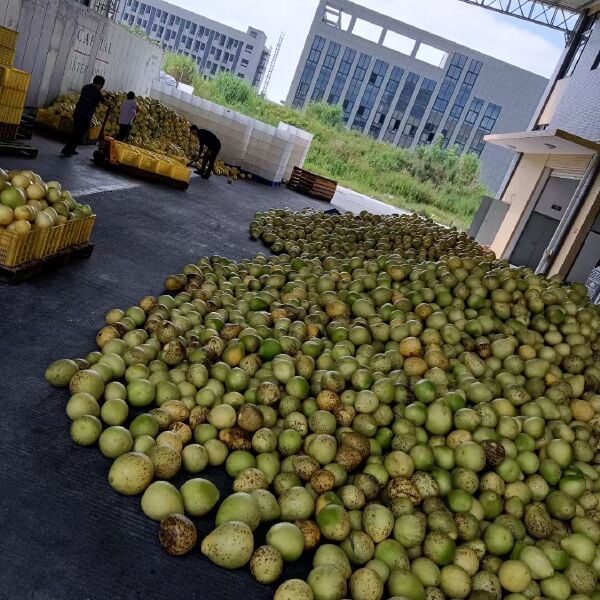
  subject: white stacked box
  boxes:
[242,121,295,183]
[278,123,314,182]
[150,81,311,182]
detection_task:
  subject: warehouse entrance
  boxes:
[510,173,580,269]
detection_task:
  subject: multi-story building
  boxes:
[287,0,548,193]
[118,0,270,88]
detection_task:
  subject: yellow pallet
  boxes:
[0,104,23,124]
[0,66,30,91]
[0,46,15,67]
[0,27,18,50]
[0,86,26,107]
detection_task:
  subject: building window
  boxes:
[250,30,258,38]
[175,16,180,24]
[327,47,357,105]
[245,44,254,54]
[210,46,215,55]
[215,49,222,60]
[190,23,196,35]
[369,66,404,138]
[420,53,468,144]
[201,43,205,50]
[211,63,218,75]
[226,38,233,49]
[453,97,484,152]
[382,72,420,142]
[199,26,204,36]
[194,40,200,51]
[351,59,389,131]
[186,37,192,50]
[468,103,502,156]
[292,35,326,109]
[310,41,341,103]
[238,73,244,78]
[342,52,372,122]
[397,78,437,148]
[441,59,482,147]
[241,58,249,67]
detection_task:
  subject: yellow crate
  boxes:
[170,163,192,183]
[139,154,159,173]
[0,27,18,50]
[34,224,66,259]
[116,145,141,167]
[74,215,95,245]
[0,86,26,107]
[155,158,175,177]
[0,46,15,67]
[0,104,22,124]
[59,219,79,248]
[0,227,41,267]
[0,66,30,91]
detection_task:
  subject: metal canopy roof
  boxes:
[484,128,600,154]
[455,0,599,36]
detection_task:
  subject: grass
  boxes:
[173,66,487,229]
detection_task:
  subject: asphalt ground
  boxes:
[0,134,338,600]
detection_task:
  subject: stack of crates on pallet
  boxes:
[0,26,31,142]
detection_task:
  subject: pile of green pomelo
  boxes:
[46,208,600,600]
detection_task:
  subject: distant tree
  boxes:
[162,53,198,85]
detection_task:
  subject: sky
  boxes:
[168,0,566,102]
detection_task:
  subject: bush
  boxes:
[162,53,197,85]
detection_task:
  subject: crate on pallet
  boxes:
[287,166,338,202]
[0,215,96,267]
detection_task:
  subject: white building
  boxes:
[118,0,270,88]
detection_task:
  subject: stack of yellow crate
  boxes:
[0,26,30,141]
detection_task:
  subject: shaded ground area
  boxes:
[0,135,356,600]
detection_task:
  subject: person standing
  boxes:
[115,91,137,142]
[61,75,109,157]
[190,125,221,180]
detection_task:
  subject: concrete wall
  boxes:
[286,0,547,193]
[1,0,163,107]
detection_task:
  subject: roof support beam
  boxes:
[455,0,583,38]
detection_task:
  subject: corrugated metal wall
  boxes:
[1,0,164,107]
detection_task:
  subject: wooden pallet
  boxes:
[92,152,190,190]
[0,242,93,284]
[0,139,38,158]
[287,166,338,202]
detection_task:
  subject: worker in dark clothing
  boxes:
[61,75,109,157]
[190,125,221,180]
